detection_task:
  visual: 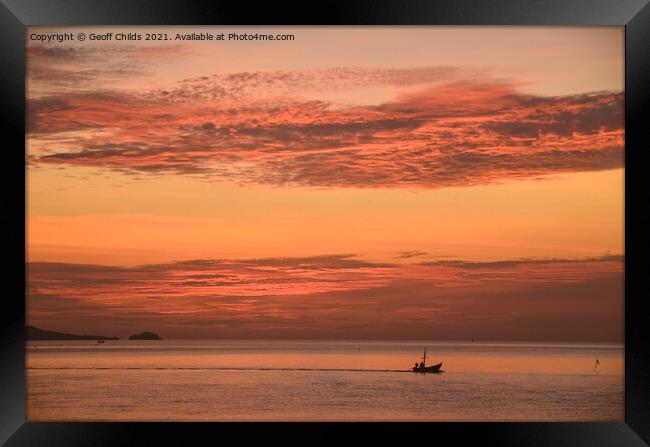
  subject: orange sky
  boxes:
[26,27,624,341]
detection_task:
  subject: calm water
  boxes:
[26,340,623,421]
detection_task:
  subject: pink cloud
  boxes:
[27,254,623,341]
[27,65,624,189]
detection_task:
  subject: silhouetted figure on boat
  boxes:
[412,347,443,373]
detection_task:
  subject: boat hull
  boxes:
[412,362,442,373]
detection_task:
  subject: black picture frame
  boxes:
[1,1,648,445]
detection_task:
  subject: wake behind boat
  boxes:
[412,347,443,373]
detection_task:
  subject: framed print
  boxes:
[1,0,649,445]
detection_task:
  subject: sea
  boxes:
[26,340,624,422]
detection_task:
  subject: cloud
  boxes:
[27,45,192,92]
[396,251,428,259]
[26,62,624,189]
[27,253,623,340]
[418,254,624,269]
[157,66,462,103]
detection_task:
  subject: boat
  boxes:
[412,347,443,373]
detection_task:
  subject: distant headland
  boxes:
[129,331,162,340]
[26,325,119,341]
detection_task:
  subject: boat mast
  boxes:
[422,347,427,368]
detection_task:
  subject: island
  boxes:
[129,331,162,340]
[26,325,119,341]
